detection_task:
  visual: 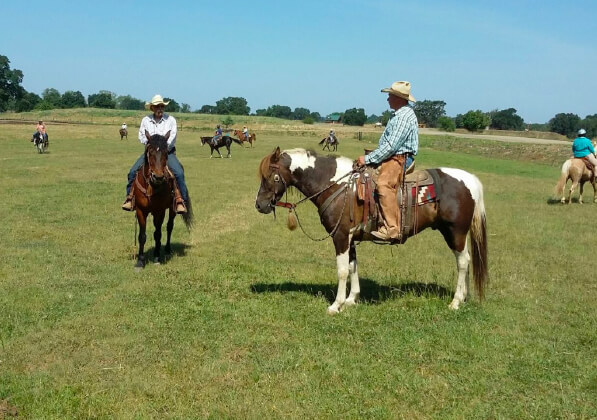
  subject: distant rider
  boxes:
[572,128,597,179]
[212,125,222,146]
[243,126,249,142]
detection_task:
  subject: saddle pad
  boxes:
[410,184,436,206]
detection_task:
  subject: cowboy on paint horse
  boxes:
[572,128,597,179]
[122,94,188,214]
[356,81,418,241]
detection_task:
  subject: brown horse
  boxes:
[555,158,597,204]
[120,128,128,140]
[200,135,242,158]
[255,148,488,314]
[133,131,193,269]
[233,129,256,147]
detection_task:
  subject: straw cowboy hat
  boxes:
[381,81,416,102]
[145,94,170,109]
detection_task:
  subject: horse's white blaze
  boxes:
[285,148,316,173]
[332,157,354,183]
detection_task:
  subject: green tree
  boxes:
[343,108,367,126]
[15,91,41,112]
[581,114,597,139]
[489,108,525,130]
[381,110,393,126]
[454,113,464,128]
[549,113,581,138]
[309,111,321,121]
[366,114,380,124]
[215,96,250,115]
[88,92,116,108]
[462,110,490,132]
[117,95,144,110]
[412,100,446,128]
[302,116,314,125]
[180,103,191,113]
[198,105,216,114]
[292,107,311,120]
[0,55,25,112]
[164,98,180,113]
[61,90,86,108]
[265,105,292,119]
[438,116,456,132]
[42,88,62,109]
[255,108,267,116]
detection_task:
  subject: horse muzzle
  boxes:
[150,173,166,185]
[255,199,275,214]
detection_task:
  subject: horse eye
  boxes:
[273,174,280,182]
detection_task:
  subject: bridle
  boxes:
[267,162,354,241]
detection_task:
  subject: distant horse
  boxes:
[200,135,242,158]
[255,148,488,314]
[233,129,256,148]
[555,158,596,204]
[318,135,339,152]
[120,128,128,140]
[32,132,48,153]
[133,131,193,269]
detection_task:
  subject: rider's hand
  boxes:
[356,155,366,167]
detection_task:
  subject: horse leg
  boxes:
[135,210,148,269]
[568,180,578,204]
[593,180,597,203]
[217,148,223,158]
[344,240,360,307]
[153,211,165,264]
[227,145,231,158]
[439,227,470,310]
[328,233,352,315]
[579,182,584,204]
[165,208,175,255]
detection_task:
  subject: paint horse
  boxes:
[120,128,128,140]
[233,129,257,147]
[133,131,193,269]
[318,135,339,152]
[255,148,488,314]
[555,158,597,204]
[200,135,243,158]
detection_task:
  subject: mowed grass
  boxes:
[0,121,595,419]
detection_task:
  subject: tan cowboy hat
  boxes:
[145,94,170,109]
[381,81,416,102]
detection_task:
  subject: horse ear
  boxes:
[272,146,281,162]
[145,130,151,142]
[164,130,171,140]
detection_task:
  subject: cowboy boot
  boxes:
[173,186,187,214]
[122,191,135,211]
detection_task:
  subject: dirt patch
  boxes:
[0,399,18,418]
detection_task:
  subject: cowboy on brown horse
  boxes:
[355,81,418,241]
[122,94,188,214]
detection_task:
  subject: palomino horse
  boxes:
[233,129,256,147]
[133,131,193,269]
[555,158,596,204]
[318,135,339,152]
[255,148,488,314]
[120,128,128,140]
[200,135,242,158]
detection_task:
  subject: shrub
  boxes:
[302,116,314,125]
[438,116,455,132]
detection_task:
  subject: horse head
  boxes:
[255,147,292,214]
[144,130,170,187]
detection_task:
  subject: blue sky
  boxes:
[2,0,596,123]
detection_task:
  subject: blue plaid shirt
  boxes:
[365,106,418,165]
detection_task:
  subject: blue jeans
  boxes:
[126,151,189,203]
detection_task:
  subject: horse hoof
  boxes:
[344,297,358,307]
[448,300,461,310]
[327,305,341,315]
[134,265,144,272]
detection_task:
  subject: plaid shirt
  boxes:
[365,106,418,165]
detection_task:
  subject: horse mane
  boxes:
[147,134,168,150]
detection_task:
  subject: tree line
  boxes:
[1,55,594,138]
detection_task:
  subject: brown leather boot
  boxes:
[175,198,187,214]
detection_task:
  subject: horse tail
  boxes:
[231,137,242,145]
[318,138,326,145]
[554,159,571,197]
[182,195,194,230]
[470,176,488,300]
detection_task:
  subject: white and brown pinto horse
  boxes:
[555,158,596,204]
[255,148,488,314]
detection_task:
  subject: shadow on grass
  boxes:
[143,242,192,263]
[250,277,451,304]
[546,196,593,205]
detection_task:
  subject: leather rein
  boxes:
[269,163,354,241]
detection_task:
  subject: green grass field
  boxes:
[0,116,595,419]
